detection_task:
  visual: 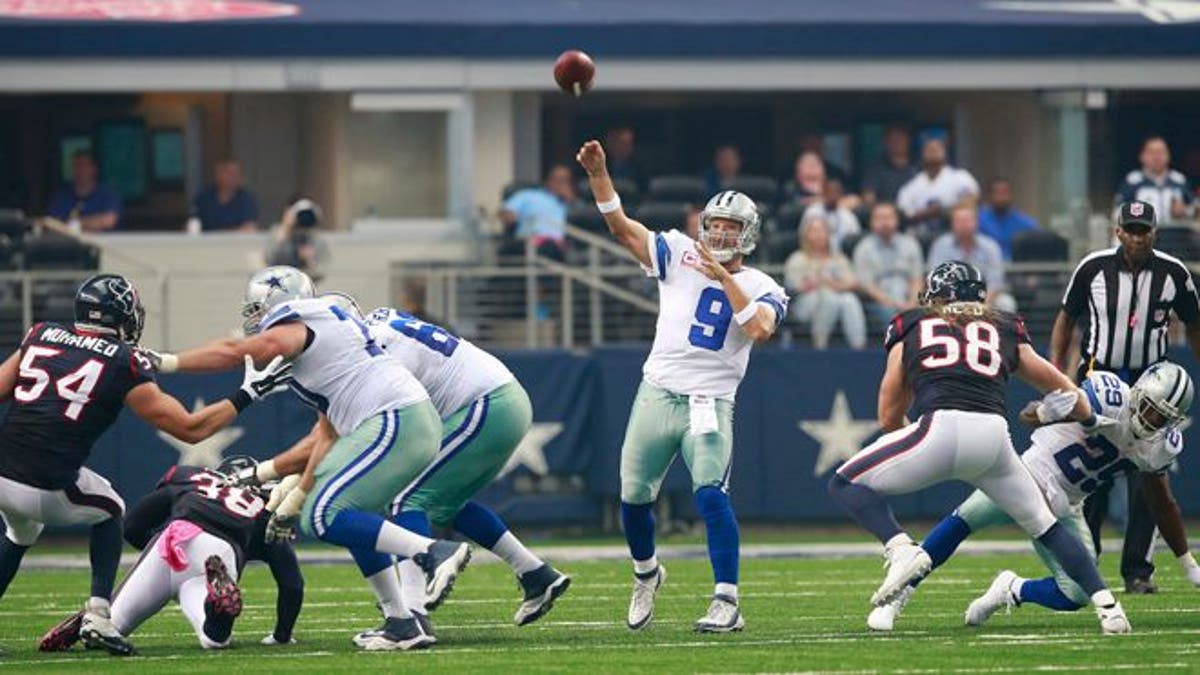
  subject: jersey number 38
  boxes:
[918,318,1002,377]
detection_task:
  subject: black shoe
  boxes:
[514,564,572,626]
[1124,577,1158,594]
[414,611,435,639]
[413,540,471,611]
[355,616,435,651]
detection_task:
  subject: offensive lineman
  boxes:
[39,458,304,651]
[146,266,470,650]
[577,140,787,632]
[827,261,1132,633]
[0,274,290,655]
[869,363,1198,630]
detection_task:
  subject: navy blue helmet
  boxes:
[922,260,987,305]
[74,273,145,344]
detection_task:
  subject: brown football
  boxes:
[553,50,595,97]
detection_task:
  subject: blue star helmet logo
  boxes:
[264,275,286,291]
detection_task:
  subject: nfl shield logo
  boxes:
[1155,309,1167,323]
[1131,202,1145,217]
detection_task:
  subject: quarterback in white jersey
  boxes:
[147,266,471,651]
[577,140,787,633]
[869,363,1200,632]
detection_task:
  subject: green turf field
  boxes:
[2,550,1198,673]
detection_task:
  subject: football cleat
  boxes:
[514,564,572,627]
[694,594,744,633]
[1098,601,1132,635]
[872,541,932,607]
[79,600,135,657]
[867,584,914,632]
[627,564,666,631]
[1124,577,1158,594]
[204,556,243,619]
[356,616,436,651]
[39,610,84,652]
[413,540,471,611]
[414,611,435,640]
[965,570,1020,626]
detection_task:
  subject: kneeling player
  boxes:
[870,364,1197,631]
[40,458,303,650]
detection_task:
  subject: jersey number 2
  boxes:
[918,318,1001,376]
[689,288,732,351]
[13,346,104,421]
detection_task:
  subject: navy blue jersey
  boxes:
[0,322,155,489]
[885,306,1029,418]
[157,466,269,562]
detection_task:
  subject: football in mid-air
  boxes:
[553,50,595,97]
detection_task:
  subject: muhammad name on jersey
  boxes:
[38,326,124,357]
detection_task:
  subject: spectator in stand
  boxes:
[1115,136,1192,224]
[781,151,827,209]
[896,138,979,236]
[784,214,867,350]
[264,196,331,282]
[853,202,924,326]
[927,203,1015,311]
[799,133,850,186]
[802,177,861,252]
[190,159,259,232]
[605,126,644,189]
[978,177,1038,260]
[47,150,121,231]
[703,144,742,196]
[499,163,575,261]
[862,124,918,208]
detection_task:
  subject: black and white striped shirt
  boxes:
[1062,247,1200,378]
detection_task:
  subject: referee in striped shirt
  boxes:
[1050,199,1200,594]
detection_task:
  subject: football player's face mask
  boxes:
[1128,362,1194,440]
[699,190,760,263]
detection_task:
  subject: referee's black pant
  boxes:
[1083,472,1157,583]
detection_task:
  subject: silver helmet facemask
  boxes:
[241,265,315,335]
[1128,362,1194,440]
[699,190,760,263]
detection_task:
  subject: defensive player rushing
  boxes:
[827,261,1132,633]
[39,457,303,651]
[869,363,1197,631]
[145,266,470,651]
[0,274,290,655]
[577,140,788,632]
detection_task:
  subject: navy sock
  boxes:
[695,486,739,585]
[89,518,122,600]
[393,510,432,538]
[1019,577,1084,612]
[827,474,903,544]
[322,510,385,549]
[0,536,29,599]
[921,515,972,569]
[452,502,506,549]
[620,502,656,563]
[349,546,394,577]
[1036,522,1105,596]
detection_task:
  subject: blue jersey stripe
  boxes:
[654,233,670,281]
[755,293,786,327]
[1082,379,1102,415]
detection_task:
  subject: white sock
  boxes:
[1009,575,1027,602]
[633,555,659,576]
[884,533,914,550]
[86,597,110,615]
[715,582,738,600]
[1091,589,1117,607]
[365,567,410,619]
[375,520,435,559]
[397,559,427,615]
[491,531,543,576]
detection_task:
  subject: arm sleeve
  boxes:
[1060,258,1094,318]
[883,311,910,351]
[263,543,304,643]
[260,301,303,332]
[1171,265,1200,324]
[122,486,173,550]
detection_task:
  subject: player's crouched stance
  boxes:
[869,363,1195,631]
[827,261,1131,634]
[577,140,787,632]
[40,458,304,652]
[0,275,289,656]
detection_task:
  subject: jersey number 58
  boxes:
[918,318,1001,377]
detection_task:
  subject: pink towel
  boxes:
[156,520,204,572]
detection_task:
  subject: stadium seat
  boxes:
[1153,226,1199,260]
[631,201,691,231]
[773,202,805,234]
[567,203,608,234]
[648,175,706,204]
[24,233,100,270]
[1011,229,1068,262]
[577,177,640,205]
[726,175,779,205]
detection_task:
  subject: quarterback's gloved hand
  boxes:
[137,347,178,373]
[241,354,293,401]
[1036,389,1080,424]
[261,634,297,646]
[1179,553,1200,587]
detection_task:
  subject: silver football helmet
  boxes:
[241,265,315,335]
[699,190,760,262]
[1128,362,1194,440]
[321,291,363,321]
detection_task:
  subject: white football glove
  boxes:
[241,354,293,401]
[1035,389,1079,424]
[1179,553,1200,587]
[261,634,297,646]
[265,474,307,544]
[227,459,280,488]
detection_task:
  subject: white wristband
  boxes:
[596,195,622,214]
[734,303,760,326]
[256,459,280,483]
[159,353,179,373]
